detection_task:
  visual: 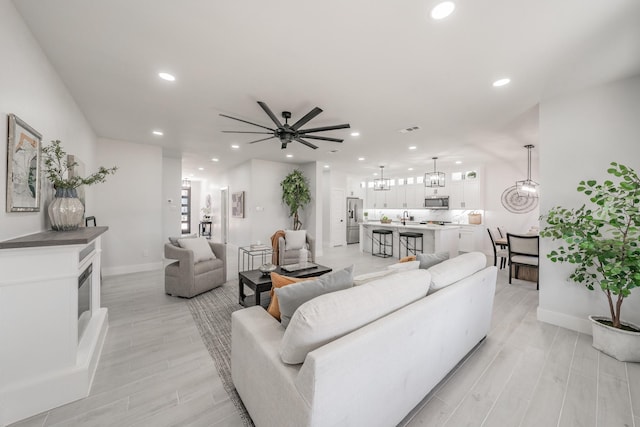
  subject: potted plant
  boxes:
[280,169,311,230]
[42,140,117,231]
[540,161,640,362]
[363,211,369,222]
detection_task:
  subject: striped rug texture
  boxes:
[187,281,255,426]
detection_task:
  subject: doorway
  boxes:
[330,188,346,246]
[221,188,228,244]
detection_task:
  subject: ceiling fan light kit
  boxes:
[516,144,539,198]
[220,101,350,150]
[425,157,445,187]
[373,166,391,191]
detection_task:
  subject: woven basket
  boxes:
[468,213,482,224]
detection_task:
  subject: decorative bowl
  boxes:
[258,263,277,276]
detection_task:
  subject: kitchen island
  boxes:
[360,222,460,259]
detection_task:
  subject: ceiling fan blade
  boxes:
[291,107,323,131]
[295,137,318,150]
[301,135,344,143]
[222,131,273,134]
[219,113,274,132]
[247,136,276,144]
[257,101,283,128]
[297,123,351,134]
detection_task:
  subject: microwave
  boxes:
[424,195,449,210]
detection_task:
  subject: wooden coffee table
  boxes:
[238,263,332,307]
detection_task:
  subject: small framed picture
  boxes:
[6,114,42,212]
[232,191,245,218]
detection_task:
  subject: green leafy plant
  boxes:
[280,169,311,230]
[540,162,640,330]
[42,140,117,189]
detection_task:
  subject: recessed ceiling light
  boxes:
[286,154,293,158]
[373,173,378,176]
[198,167,204,171]
[409,146,417,150]
[189,173,194,177]
[351,132,360,137]
[493,78,511,87]
[455,160,462,164]
[231,144,240,149]
[211,158,219,162]
[158,72,175,81]
[408,167,414,171]
[358,157,365,161]
[324,165,330,168]
[152,130,163,136]
[431,1,455,20]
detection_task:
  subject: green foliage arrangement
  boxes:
[42,140,117,190]
[280,169,311,230]
[540,162,640,330]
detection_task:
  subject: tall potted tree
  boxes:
[540,162,640,362]
[280,169,311,230]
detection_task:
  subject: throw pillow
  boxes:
[416,251,449,269]
[387,260,420,272]
[399,255,416,263]
[267,272,313,320]
[177,237,216,263]
[276,265,354,328]
[280,269,431,364]
[428,252,486,292]
[284,230,307,250]
[168,233,196,246]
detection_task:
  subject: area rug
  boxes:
[186,281,255,426]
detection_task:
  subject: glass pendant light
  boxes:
[516,144,539,197]
[373,166,390,191]
[425,157,445,187]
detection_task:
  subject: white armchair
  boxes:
[277,230,315,265]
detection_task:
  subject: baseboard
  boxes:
[102,261,163,277]
[537,306,593,335]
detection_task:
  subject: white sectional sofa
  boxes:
[231,252,497,427]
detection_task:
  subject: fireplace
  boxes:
[78,263,92,340]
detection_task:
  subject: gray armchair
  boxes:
[278,233,315,265]
[164,241,227,298]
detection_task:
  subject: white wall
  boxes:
[95,138,163,275]
[0,0,96,241]
[299,162,323,255]
[162,155,182,242]
[538,75,640,333]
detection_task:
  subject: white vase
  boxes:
[589,315,640,362]
[48,188,85,231]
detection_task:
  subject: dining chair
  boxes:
[507,233,539,289]
[487,228,507,269]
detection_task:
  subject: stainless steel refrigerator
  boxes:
[346,197,363,244]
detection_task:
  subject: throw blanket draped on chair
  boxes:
[271,230,286,265]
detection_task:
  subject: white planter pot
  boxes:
[589,315,640,362]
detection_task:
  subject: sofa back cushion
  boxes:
[416,251,449,269]
[284,230,307,250]
[267,272,313,321]
[428,252,486,292]
[279,269,431,364]
[276,266,354,328]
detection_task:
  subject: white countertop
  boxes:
[361,222,460,231]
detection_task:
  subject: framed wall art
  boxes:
[6,114,42,212]
[232,191,245,218]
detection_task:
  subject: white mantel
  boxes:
[0,227,109,426]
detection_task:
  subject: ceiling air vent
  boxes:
[399,126,421,134]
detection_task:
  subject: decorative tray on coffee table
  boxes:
[281,262,318,273]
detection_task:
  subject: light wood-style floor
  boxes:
[10,245,640,427]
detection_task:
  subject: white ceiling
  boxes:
[13,0,640,181]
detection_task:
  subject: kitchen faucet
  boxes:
[401,210,409,225]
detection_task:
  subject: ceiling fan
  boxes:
[219,101,350,150]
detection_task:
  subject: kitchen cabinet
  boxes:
[458,224,484,253]
[448,170,483,210]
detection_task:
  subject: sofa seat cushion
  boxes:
[276,266,354,328]
[280,269,431,364]
[194,258,223,275]
[428,252,486,293]
[511,255,538,266]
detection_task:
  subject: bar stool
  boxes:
[398,231,423,259]
[371,229,393,258]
